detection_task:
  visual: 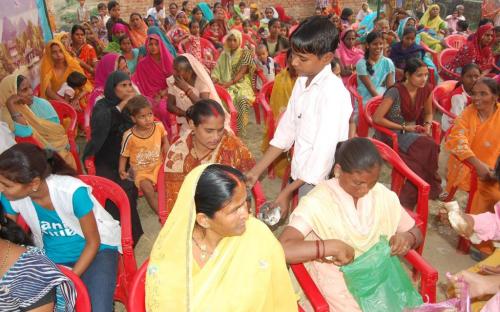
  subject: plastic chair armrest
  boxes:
[251,181,266,215]
[373,124,399,152]
[432,98,457,119]
[84,157,96,175]
[404,250,438,303]
[290,263,330,312]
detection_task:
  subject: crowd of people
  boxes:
[0,0,499,311]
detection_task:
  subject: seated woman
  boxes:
[147,163,297,311]
[163,99,255,215]
[133,34,174,131]
[0,143,121,312]
[445,77,500,256]
[340,8,355,29]
[182,20,217,72]
[279,137,422,312]
[191,7,208,33]
[446,24,496,76]
[0,203,76,311]
[70,24,97,83]
[335,28,364,84]
[39,39,90,102]
[212,29,256,136]
[167,54,226,134]
[261,18,290,58]
[119,35,140,74]
[104,22,130,54]
[145,26,177,58]
[128,12,148,48]
[168,11,190,46]
[441,63,481,132]
[0,74,76,170]
[418,4,447,53]
[356,31,395,106]
[83,71,143,244]
[389,27,425,77]
[372,58,441,207]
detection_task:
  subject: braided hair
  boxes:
[364,31,384,76]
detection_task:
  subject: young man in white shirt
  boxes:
[146,0,166,24]
[247,16,352,212]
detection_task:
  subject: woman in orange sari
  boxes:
[445,77,500,255]
[129,13,148,48]
[164,99,255,215]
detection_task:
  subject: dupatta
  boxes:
[212,30,246,83]
[419,4,444,33]
[89,53,122,108]
[197,2,214,21]
[129,16,148,48]
[336,29,364,66]
[146,164,297,311]
[147,26,177,57]
[133,34,174,98]
[0,74,75,169]
[394,83,432,122]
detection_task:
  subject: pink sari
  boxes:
[133,34,175,135]
[335,29,364,84]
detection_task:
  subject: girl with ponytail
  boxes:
[0,143,121,311]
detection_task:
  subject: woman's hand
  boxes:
[475,161,494,181]
[389,232,414,256]
[70,98,82,112]
[119,170,129,180]
[404,125,418,132]
[273,190,292,217]
[174,75,191,93]
[324,239,355,266]
[6,94,25,106]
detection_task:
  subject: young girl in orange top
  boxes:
[119,95,169,213]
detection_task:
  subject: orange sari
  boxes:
[163,130,255,214]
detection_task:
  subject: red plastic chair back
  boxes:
[273,51,287,70]
[57,265,92,312]
[258,81,275,141]
[432,80,458,115]
[214,84,238,135]
[444,34,467,50]
[33,84,40,97]
[127,259,149,312]
[50,100,83,174]
[14,135,44,147]
[78,175,137,305]
[346,74,368,137]
[180,38,220,61]
[438,48,460,80]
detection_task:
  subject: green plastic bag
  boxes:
[340,237,423,312]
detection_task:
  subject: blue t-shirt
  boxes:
[1,187,117,265]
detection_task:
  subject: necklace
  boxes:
[192,138,211,161]
[192,234,213,262]
[0,240,11,272]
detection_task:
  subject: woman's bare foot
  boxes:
[452,270,500,299]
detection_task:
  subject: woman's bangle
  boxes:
[423,121,432,126]
[320,239,326,259]
[315,240,320,259]
[401,122,406,134]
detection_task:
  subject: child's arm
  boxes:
[118,155,129,180]
[72,211,100,276]
[161,134,170,156]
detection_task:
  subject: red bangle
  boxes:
[315,240,320,259]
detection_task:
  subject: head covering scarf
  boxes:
[274,5,291,23]
[336,29,364,66]
[146,164,298,311]
[129,14,148,48]
[357,12,378,36]
[176,11,191,32]
[182,54,221,104]
[462,24,496,69]
[94,53,123,89]
[419,4,444,32]
[197,2,214,21]
[0,74,75,168]
[133,34,174,97]
[260,6,279,24]
[146,26,177,57]
[397,17,417,39]
[103,71,131,107]
[214,29,244,83]
[104,23,130,53]
[39,39,87,99]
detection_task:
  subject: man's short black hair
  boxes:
[290,16,339,57]
[108,0,119,12]
[456,20,468,32]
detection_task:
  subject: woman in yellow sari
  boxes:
[418,4,447,53]
[212,29,256,136]
[0,73,76,169]
[445,77,500,255]
[39,39,91,101]
[147,163,298,311]
[163,99,255,215]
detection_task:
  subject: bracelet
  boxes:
[401,122,406,134]
[315,240,320,259]
[320,239,326,259]
[423,121,432,126]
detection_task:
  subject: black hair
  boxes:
[402,26,417,37]
[185,99,226,126]
[330,57,340,71]
[495,25,500,33]
[239,1,246,7]
[71,24,85,36]
[130,12,142,19]
[340,8,354,20]
[0,144,76,184]
[16,75,27,89]
[456,20,468,32]
[195,164,246,218]
[90,15,99,22]
[364,31,384,76]
[127,95,151,116]
[67,71,87,89]
[461,63,480,77]
[182,1,189,11]
[97,2,106,10]
[191,7,202,16]
[334,138,383,173]
[290,16,339,57]
[118,34,131,45]
[173,55,194,72]
[495,155,500,183]
[403,57,426,76]
[478,18,493,28]
[208,19,217,27]
[473,77,500,96]
[169,2,178,9]
[189,20,200,29]
[268,18,280,28]
[153,0,163,6]
[108,0,119,12]
[242,20,251,27]
[0,203,33,246]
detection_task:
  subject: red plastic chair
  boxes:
[78,175,137,306]
[420,42,439,68]
[214,84,238,135]
[364,96,441,154]
[14,135,44,147]
[157,162,266,225]
[179,38,220,61]
[57,265,92,312]
[33,84,40,97]
[273,51,287,72]
[346,74,369,137]
[431,80,459,138]
[50,100,83,174]
[444,34,467,50]
[438,48,460,81]
[252,69,268,125]
[127,259,149,312]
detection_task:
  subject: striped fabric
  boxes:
[0,246,76,312]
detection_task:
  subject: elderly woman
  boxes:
[418,4,447,52]
[146,164,297,311]
[212,30,255,136]
[279,137,423,312]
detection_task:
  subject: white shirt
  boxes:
[270,64,352,185]
[441,85,469,132]
[146,7,166,20]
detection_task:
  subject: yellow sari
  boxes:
[0,74,76,169]
[146,164,298,312]
[418,4,446,53]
